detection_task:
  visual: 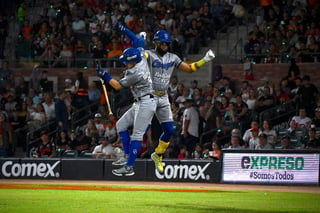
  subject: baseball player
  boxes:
[97,47,156,176]
[115,23,215,173]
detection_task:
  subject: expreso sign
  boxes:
[155,163,211,181]
[1,161,60,178]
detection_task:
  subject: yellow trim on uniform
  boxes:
[155,140,170,155]
[190,58,206,72]
[145,52,149,59]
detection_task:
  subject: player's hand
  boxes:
[114,22,126,32]
[203,49,215,62]
[96,68,110,78]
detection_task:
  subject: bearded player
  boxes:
[115,23,215,173]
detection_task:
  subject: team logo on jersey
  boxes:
[152,60,174,70]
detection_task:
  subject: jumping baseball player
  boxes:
[115,23,215,173]
[97,47,156,176]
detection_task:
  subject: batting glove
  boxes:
[203,49,215,62]
[114,22,126,32]
[96,69,112,82]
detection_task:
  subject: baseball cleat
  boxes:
[112,157,128,166]
[112,166,135,176]
[151,152,164,173]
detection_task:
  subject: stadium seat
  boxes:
[61,150,78,158]
[79,150,93,158]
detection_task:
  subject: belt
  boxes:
[134,94,154,102]
[153,91,165,97]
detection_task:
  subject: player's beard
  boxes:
[155,46,169,56]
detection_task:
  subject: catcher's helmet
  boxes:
[119,48,142,65]
[153,30,171,43]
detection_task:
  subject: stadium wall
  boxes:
[1,150,319,185]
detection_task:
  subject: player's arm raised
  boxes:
[178,49,216,73]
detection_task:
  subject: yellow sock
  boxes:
[190,58,206,72]
[155,140,170,155]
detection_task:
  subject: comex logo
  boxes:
[156,163,211,181]
[1,161,61,178]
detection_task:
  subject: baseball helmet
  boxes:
[153,30,171,43]
[119,48,142,65]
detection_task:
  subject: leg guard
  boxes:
[155,140,170,155]
[119,130,130,155]
[160,121,174,142]
[127,140,142,167]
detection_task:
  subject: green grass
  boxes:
[0,187,319,213]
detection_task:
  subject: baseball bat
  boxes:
[96,60,113,116]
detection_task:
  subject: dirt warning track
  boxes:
[0,179,319,194]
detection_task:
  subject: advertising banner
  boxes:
[0,158,61,179]
[222,152,320,185]
[146,159,221,182]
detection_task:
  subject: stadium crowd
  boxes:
[0,0,320,159]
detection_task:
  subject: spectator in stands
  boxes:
[202,102,221,143]
[176,87,190,108]
[72,15,86,34]
[106,37,124,67]
[93,113,106,137]
[290,107,312,129]
[222,102,238,134]
[0,112,13,157]
[55,90,69,132]
[84,119,99,139]
[211,87,222,106]
[92,136,116,159]
[28,103,46,131]
[88,81,101,112]
[74,71,89,111]
[227,135,242,149]
[36,130,56,158]
[305,127,320,149]
[180,98,199,157]
[210,0,226,31]
[243,120,260,145]
[234,94,249,131]
[255,132,274,150]
[255,86,275,117]
[261,119,277,146]
[72,130,90,153]
[191,143,203,159]
[52,43,73,68]
[4,93,17,121]
[176,144,188,159]
[312,107,320,128]
[39,70,52,93]
[104,120,118,144]
[248,127,259,149]
[297,75,319,117]
[208,141,221,160]
[14,76,28,101]
[280,135,294,149]
[192,88,205,107]
[55,129,71,156]
[0,60,13,93]
[168,75,178,98]
[12,101,30,151]
[42,92,55,121]
[273,82,291,105]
